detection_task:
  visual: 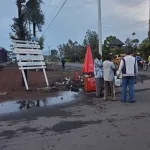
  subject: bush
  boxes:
[65,59,72,62]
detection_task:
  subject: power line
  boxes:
[42,0,67,35]
[104,20,148,33]
[45,0,63,24]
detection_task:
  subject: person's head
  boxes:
[105,55,111,61]
[125,49,133,55]
[97,54,102,60]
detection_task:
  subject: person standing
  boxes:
[61,58,65,70]
[148,55,150,66]
[94,54,104,98]
[117,50,138,103]
[103,55,116,101]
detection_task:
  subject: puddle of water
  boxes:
[0,91,78,114]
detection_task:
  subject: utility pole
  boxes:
[98,0,102,55]
[48,46,51,55]
[148,0,150,43]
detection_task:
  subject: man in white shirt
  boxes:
[94,54,104,98]
[117,50,138,103]
[103,55,116,100]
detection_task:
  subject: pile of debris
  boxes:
[55,76,83,92]
[35,76,83,93]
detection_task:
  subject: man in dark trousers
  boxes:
[61,58,65,70]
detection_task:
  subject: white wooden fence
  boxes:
[12,40,49,90]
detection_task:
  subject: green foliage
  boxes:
[10,16,29,40]
[25,0,45,36]
[83,30,99,58]
[58,39,84,62]
[125,37,140,53]
[114,48,123,55]
[51,49,58,56]
[38,36,44,50]
[56,29,148,62]
[125,38,133,48]
[103,35,116,55]
[139,38,150,58]
[132,38,140,53]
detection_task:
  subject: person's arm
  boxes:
[135,60,138,75]
[111,62,115,70]
[117,59,124,76]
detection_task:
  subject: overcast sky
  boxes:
[0,0,149,54]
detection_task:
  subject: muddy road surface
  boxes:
[0,79,150,150]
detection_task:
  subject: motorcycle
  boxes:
[138,60,148,71]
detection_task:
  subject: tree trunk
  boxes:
[33,22,36,37]
[17,0,28,87]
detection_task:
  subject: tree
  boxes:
[10,0,29,40]
[58,39,84,62]
[38,36,44,50]
[132,39,139,45]
[103,35,116,55]
[83,30,99,58]
[51,49,58,56]
[25,0,45,37]
[10,17,29,40]
[132,32,136,40]
[10,0,29,87]
[132,38,139,53]
[125,38,133,48]
[139,38,150,59]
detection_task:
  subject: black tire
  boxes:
[142,63,148,71]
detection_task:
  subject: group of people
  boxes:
[94,49,138,103]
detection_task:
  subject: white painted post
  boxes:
[21,70,29,90]
[98,0,102,55]
[43,68,49,86]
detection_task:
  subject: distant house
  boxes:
[0,47,7,63]
[109,39,124,50]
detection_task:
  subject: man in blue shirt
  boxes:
[94,54,104,98]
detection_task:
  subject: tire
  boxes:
[142,63,148,71]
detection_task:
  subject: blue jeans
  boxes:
[122,76,135,102]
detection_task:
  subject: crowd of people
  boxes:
[94,49,138,103]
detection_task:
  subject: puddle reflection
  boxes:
[0,91,78,114]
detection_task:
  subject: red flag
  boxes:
[82,44,94,73]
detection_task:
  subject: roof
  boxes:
[109,39,124,46]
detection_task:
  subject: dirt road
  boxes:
[0,80,150,150]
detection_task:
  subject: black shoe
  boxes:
[129,101,136,103]
[121,100,126,103]
[100,95,103,98]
